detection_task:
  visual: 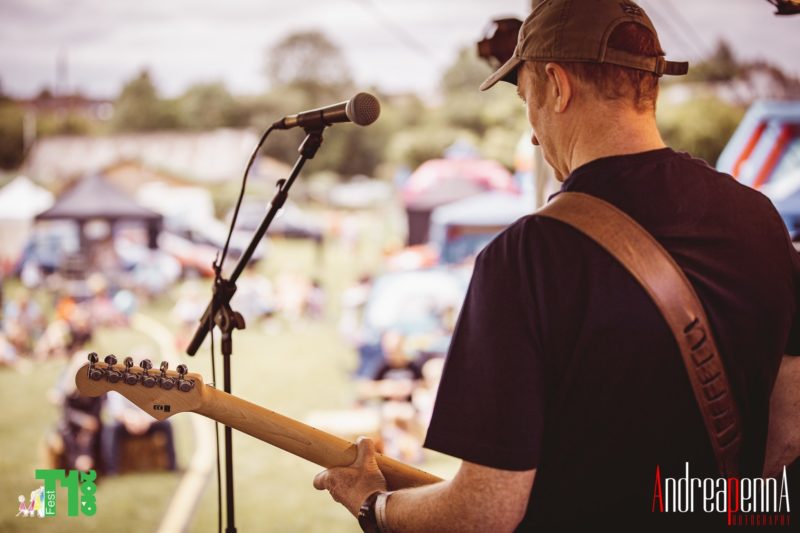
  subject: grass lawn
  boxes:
[0,327,184,533]
[1,227,459,532]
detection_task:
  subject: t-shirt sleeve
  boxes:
[423,222,545,471]
[783,238,800,356]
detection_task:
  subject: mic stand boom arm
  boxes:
[185,127,325,533]
[186,127,325,357]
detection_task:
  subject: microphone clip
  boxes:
[299,128,324,159]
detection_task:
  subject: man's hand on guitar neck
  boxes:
[313,437,388,516]
[313,436,537,532]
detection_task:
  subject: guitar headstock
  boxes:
[75,353,205,420]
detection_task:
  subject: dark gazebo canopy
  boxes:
[36,174,161,222]
[36,174,163,248]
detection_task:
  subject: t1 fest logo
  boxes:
[17,470,97,518]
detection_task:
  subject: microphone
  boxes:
[272,92,381,130]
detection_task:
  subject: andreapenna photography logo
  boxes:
[16,470,97,518]
[652,462,791,527]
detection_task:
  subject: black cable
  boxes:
[217,124,276,274]
[343,0,440,63]
[660,0,710,58]
[210,326,222,533]
[208,123,276,533]
[641,0,704,59]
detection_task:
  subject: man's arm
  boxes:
[764,355,800,477]
[313,438,536,532]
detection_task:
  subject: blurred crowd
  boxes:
[2,198,469,469]
[0,273,175,477]
[3,263,334,479]
[0,275,133,367]
[171,265,327,350]
[353,330,447,463]
[313,273,460,464]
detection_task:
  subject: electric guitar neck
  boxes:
[74,353,442,490]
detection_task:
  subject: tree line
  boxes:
[0,32,797,176]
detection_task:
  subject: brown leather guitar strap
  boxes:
[537,191,742,477]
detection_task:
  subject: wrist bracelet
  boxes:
[375,491,393,533]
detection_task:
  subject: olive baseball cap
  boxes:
[480,0,689,91]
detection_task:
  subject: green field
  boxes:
[1,234,458,532]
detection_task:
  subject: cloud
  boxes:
[0,0,796,99]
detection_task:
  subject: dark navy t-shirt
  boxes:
[424,148,800,528]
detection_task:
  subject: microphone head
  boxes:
[345,93,381,126]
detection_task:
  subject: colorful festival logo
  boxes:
[16,470,97,518]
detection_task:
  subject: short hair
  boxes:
[525,22,660,113]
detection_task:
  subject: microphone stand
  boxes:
[187,127,326,533]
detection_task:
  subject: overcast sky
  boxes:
[0,0,797,99]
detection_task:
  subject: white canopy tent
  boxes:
[0,176,54,274]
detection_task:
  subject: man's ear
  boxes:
[544,63,572,113]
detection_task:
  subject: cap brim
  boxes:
[479,56,522,91]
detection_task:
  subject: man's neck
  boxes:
[564,106,666,175]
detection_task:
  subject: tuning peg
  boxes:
[139,359,157,388]
[87,352,104,381]
[105,354,122,383]
[123,357,138,385]
[176,364,194,392]
[159,361,176,390]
